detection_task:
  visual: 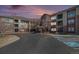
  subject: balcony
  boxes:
[57,14,63,19]
[57,21,63,26]
[14,20,19,23]
[14,24,19,28]
[58,27,63,33]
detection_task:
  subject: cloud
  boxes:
[0,5,54,18]
[30,6,53,16]
[0,5,73,18]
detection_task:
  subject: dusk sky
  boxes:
[0,5,74,19]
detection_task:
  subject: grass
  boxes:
[61,35,79,38]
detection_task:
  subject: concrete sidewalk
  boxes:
[47,34,79,41]
[0,35,20,48]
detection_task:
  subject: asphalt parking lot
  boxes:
[0,33,73,54]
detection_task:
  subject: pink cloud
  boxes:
[0,5,54,18]
[31,7,53,15]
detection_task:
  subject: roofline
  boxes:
[0,16,40,22]
[51,5,79,16]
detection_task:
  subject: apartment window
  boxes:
[57,21,63,25]
[68,18,75,24]
[51,22,56,25]
[14,24,18,27]
[57,14,63,19]
[51,28,56,31]
[68,10,76,17]
[51,16,56,20]
[14,20,18,22]
[68,27,75,32]
[58,27,63,32]
[15,29,19,32]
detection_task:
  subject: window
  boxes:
[51,22,56,25]
[68,19,75,24]
[51,16,56,20]
[51,28,56,31]
[68,27,75,32]
[15,29,19,32]
[57,14,63,19]
[14,24,18,27]
[57,21,63,25]
[14,20,18,22]
[58,27,63,32]
[68,10,76,17]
